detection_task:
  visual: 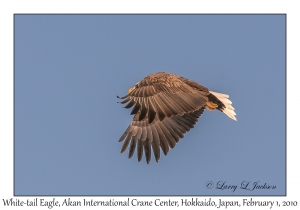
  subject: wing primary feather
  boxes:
[119,94,129,99]
[146,125,153,144]
[124,99,135,108]
[120,97,131,104]
[148,98,156,124]
[139,98,148,121]
[168,119,186,136]
[135,127,143,139]
[154,123,169,155]
[131,126,138,137]
[159,121,177,148]
[140,125,147,142]
[120,130,133,153]
[151,124,160,162]
[128,136,137,158]
[130,102,141,115]
[119,125,130,142]
[144,139,151,164]
[152,96,166,121]
[183,113,198,125]
[172,116,191,131]
[137,139,143,162]
[163,119,182,141]
[148,97,164,120]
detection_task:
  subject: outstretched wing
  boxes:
[119,108,205,163]
[118,73,211,163]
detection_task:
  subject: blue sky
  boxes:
[14,14,285,196]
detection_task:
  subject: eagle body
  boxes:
[118,72,236,163]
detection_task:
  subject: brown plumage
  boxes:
[118,72,236,164]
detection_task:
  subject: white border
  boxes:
[1,1,298,209]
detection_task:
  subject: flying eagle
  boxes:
[117,72,236,164]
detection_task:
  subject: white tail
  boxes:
[209,91,237,121]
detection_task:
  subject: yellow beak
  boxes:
[128,87,135,94]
